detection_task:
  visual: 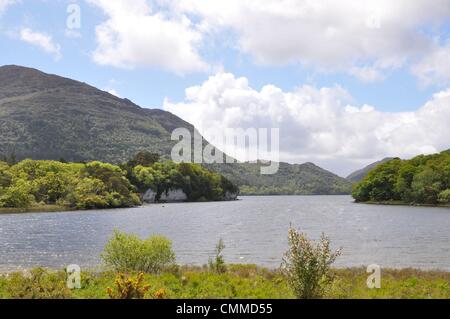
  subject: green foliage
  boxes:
[132,161,239,202]
[207,162,352,196]
[438,189,450,204]
[127,151,160,168]
[0,159,141,210]
[107,273,150,299]
[101,230,176,274]
[6,268,72,299]
[353,150,450,205]
[2,266,450,299]
[281,227,342,299]
[208,239,227,274]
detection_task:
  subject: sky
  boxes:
[1,0,450,176]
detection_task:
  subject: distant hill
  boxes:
[0,65,352,195]
[346,158,395,183]
[207,162,352,195]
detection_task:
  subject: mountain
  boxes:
[346,158,395,183]
[0,65,352,195]
[207,162,352,195]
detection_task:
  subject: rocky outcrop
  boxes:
[143,189,239,203]
[223,191,239,201]
[143,189,188,203]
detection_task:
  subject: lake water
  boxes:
[0,196,449,271]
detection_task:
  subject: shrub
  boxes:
[107,273,150,299]
[6,268,72,299]
[281,227,342,299]
[438,189,450,204]
[208,238,227,274]
[101,230,176,274]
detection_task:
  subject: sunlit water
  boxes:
[0,196,449,271]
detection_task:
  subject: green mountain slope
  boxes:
[207,162,352,195]
[0,65,352,195]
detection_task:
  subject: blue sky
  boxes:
[0,0,440,110]
[1,0,450,175]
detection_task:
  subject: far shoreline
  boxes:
[354,200,450,209]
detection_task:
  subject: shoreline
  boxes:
[2,196,449,215]
[355,200,450,208]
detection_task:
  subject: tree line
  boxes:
[0,151,239,210]
[352,150,450,205]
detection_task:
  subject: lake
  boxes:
[0,196,449,271]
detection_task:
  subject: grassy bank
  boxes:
[0,265,449,299]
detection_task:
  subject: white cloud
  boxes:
[87,0,208,74]
[171,0,450,81]
[411,42,450,87]
[20,28,61,60]
[349,66,386,83]
[164,72,450,175]
[0,0,16,14]
[106,89,120,97]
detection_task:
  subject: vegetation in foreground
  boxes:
[0,151,239,212]
[352,149,450,206]
[0,229,449,299]
[1,266,449,299]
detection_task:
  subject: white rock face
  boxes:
[143,189,157,203]
[160,189,188,202]
[224,191,239,201]
[143,189,188,203]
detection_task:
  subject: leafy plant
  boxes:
[101,230,176,274]
[107,273,150,299]
[6,268,72,299]
[208,238,227,274]
[281,227,342,299]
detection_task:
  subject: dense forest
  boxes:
[352,150,450,205]
[0,152,239,211]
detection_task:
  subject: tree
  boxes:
[127,151,160,168]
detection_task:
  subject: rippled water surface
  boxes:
[1,196,449,271]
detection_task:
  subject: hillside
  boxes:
[207,162,352,195]
[346,158,395,183]
[0,65,352,195]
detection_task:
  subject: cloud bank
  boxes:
[164,73,450,175]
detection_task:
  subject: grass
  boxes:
[0,265,449,299]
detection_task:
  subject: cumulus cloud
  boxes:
[87,0,208,74]
[170,0,450,82]
[411,42,450,87]
[20,28,61,60]
[164,72,450,175]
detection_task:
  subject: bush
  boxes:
[438,189,450,204]
[281,227,342,299]
[208,238,227,274]
[107,273,150,299]
[101,230,176,274]
[6,268,72,299]
[106,272,168,299]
